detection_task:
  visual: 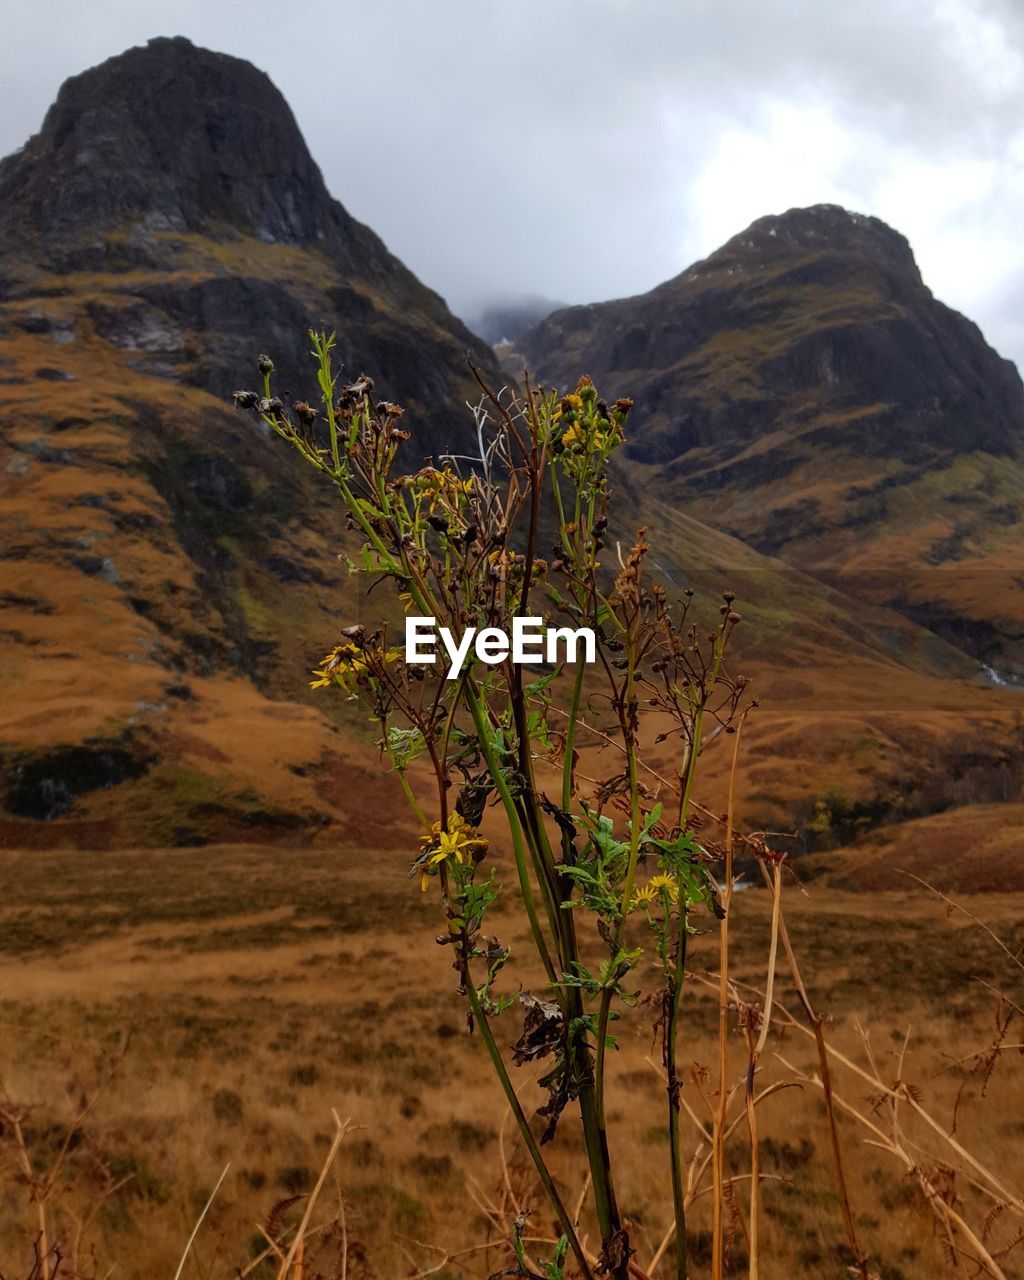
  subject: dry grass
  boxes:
[0,843,1021,1278]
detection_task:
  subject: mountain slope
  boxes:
[0,38,502,848]
[517,204,1024,674]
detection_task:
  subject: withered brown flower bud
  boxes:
[292,400,318,426]
[427,514,449,534]
[341,624,366,645]
[232,390,260,410]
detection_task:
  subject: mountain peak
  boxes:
[0,37,336,247]
[691,204,922,287]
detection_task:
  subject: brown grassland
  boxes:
[1,839,1022,1278]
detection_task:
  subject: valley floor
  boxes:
[0,844,1022,1279]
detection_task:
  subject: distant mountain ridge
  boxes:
[466,295,569,346]
[517,204,1024,672]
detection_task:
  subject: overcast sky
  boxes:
[3,0,1023,366]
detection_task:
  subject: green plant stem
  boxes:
[395,768,429,831]
[590,617,642,1280]
[464,980,594,1280]
[464,683,559,989]
[507,672,569,967]
[517,660,621,1249]
[562,662,586,816]
[665,635,726,1278]
[665,911,689,1280]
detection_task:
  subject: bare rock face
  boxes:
[0,37,497,440]
[2,36,354,249]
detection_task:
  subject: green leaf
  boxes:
[386,726,427,770]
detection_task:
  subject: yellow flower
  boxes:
[649,873,679,903]
[561,423,584,450]
[309,642,366,690]
[631,873,679,911]
[309,641,400,692]
[631,883,658,909]
[403,467,473,512]
[418,812,488,890]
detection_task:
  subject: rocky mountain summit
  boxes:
[0,36,344,249]
[518,204,1024,670]
[0,37,496,444]
[521,205,1023,467]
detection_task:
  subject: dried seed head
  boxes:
[341,624,366,645]
[292,400,318,426]
[232,389,260,410]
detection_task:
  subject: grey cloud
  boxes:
[1,0,1022,366]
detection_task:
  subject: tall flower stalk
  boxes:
[235,337,749,1279]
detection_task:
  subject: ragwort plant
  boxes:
[235,337,758,1280]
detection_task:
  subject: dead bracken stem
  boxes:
[755,857,871,1279]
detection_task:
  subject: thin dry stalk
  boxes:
[755,860,871,1278]
[779,1052,1008,1279]
[898,873,1024,972]
[711,718,744,1279]
[172,1162,230,1280]
[277,1112,352,1280]
[744,858,782,1279]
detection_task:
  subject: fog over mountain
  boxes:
[2,0,1023,366]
